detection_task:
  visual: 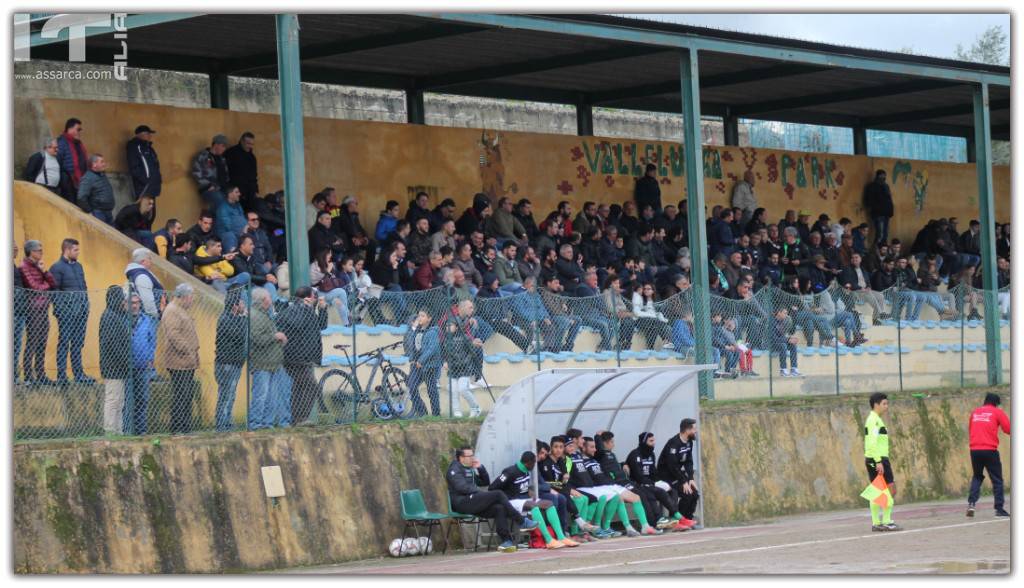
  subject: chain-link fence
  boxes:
[13,278,1010,441]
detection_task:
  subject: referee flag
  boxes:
[860,474,891,508]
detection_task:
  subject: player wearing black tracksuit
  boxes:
[626,432,682,525]
[446,450,526,544]
[657,419,700,524]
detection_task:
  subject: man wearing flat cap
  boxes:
[126,124,161,199]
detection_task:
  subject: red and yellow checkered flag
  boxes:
[860,474,891,508]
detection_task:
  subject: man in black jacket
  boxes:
[539,436,601,539]
[332,195,376,265]
[224,132,259,209]
[308,211,346,263]
[23,138,63,194]
[231,235,279,301]
[446,446,535,553]
[126,125,161,198]
[276,287,328,425]
[657,418,700,527]
[634,163,662,213]
[114,195,156,251]
[489,451,577,549]
[185,212,216,252]
[864,169,894,246]
[626,432,687,530]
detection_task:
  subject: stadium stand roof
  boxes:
[28,13,1010,140]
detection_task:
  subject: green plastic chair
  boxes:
[445,492,495,553]
[399,489,450,556]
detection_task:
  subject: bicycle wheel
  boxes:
[373,366,412,420]
[318,369,364,424]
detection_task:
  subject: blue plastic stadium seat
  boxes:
[967,320,982,328]
[799,347,816,356]
[572,353,589,362]
[837,347,850,356]
[938,320,953,328]
[751,349,764,358]
[551,353,569,363]
[817,347,832,356]
[880,319,897,327]
[936,344,949,353]
[483,354,503,364]
[634,350,652,360]
[866,346,881,354]
[506,354,525,364]
[924,321,938,329]
[653,351,672,360]
[1001,343,1010,351]
[882,346,896,355]
[852,347,865,355]
[909,320,923,328]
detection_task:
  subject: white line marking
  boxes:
[547,519,1010,574]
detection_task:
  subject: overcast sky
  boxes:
[618,13,1010,61]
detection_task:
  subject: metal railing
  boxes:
[12,280,1010,441]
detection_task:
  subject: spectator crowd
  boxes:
[16,116,1012,433]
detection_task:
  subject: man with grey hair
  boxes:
[22,137,62,194]
[161,283,200,434]
[779,225,809,281]
[125,247,165,318]
[76,154,115,225]
[19,240,57,385]
[191,134,231,209]
[247,286,290,430]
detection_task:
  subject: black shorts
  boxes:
[865,458,894,484]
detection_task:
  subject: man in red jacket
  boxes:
[19,240,57,385]
[967,392,1011,518]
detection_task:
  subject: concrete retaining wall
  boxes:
[700,388,1011,525]
[13,388,1009,573]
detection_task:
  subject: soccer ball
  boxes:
[417,536,433,554]
[388,538,419,557]
[403,538,421,556]
[388,539,404,557]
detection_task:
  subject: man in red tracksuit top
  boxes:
[967,392,1010,518]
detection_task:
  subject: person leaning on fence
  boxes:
[13,242,27,384]
[214,286,249,432]
[99,286,132,434]
[126,292,157,436]
[441,300,484,418]
[248,287,290,430]
[404,309,443,418]
[19,240,57,385]
[49,238,94,385]
[276,286,329,426]
[161,284,200,435]
[125,247,165,318]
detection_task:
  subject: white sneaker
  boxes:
[779,368,791,377]
[469,407,482,418]
[790,368,803,377]
[453,410,464,418]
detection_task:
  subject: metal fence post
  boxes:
[612,290,621,368]
[533,293,542,372]
[245,282,251,431]
[351,291,359,423]
[959,284,966,388]
[895,289,903,393]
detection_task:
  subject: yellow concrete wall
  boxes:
[34,98,1009,245]
[13,182,245,427]
[701,388,1011,525]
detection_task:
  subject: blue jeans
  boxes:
[772,342,797,370]
[833,311,858,343]
[272,368,292,427]
[794,310,831,345]
[214,363,243,431]
[408,365,441,416]
[55,311,88,379]
[544,316,580,352]
[137,230,157,252]
[13,314,25,380]
[872,216,890,245]
[893,291,922,321]
[211,272,251,294]
[261,282,279,303]
[319,288,350,325]
[250,368,291,429]
[722,349,739,371]
[579,315,612,351]
[92,209,114,225]
[917,292,948,315]
[202,189,225,210]
[123,367,154,435]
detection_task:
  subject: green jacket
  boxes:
[864,411,889,461]
[248,306,283,372]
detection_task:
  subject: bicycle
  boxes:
[317,340,412,422]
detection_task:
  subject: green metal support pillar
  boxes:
[406,87,425,124]
[972,83,1002,385]
[576,96,594,136]
[723,110,739,146]
[679,49,713,398]
[853,127,868,155]
[209,71,230,110]
[276,14,310,292]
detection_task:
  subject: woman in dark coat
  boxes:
[99,286,132,434]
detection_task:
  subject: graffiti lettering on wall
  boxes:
[892,160,930,212]
[559,141,845,201]
[479,130,518,200]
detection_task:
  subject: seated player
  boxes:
[566,429,619,539]
[489,451,579,549]
[592,431,661,536]
[538,437,601,542]
[657,419,701,529]
[446,446,537,553]
[626,432,692,531]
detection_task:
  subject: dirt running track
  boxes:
[281,499,1010,575]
